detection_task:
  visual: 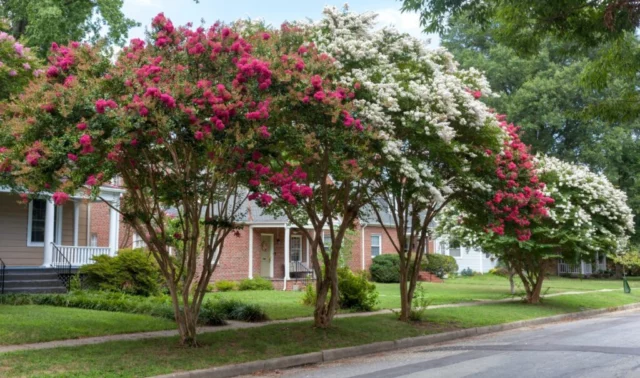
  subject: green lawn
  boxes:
[2,291,638,378]
[0,305,176,345]
[207,275,635,320]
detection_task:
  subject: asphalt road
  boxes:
[246,309,640,378]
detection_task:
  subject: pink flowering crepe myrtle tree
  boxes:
[0,13,352,345]
[240,24,381,328]
[437,116,555,303]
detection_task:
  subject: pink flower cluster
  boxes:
[95,99,118,114]
[485,117,554,241]
[25,142,44,166]
[52,192,69,206]
[79,134,94,155]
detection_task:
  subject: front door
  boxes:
[260,234,273,277]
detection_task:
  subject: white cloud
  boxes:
[128,0,160,7]
[373,8,440,49]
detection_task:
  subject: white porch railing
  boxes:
[53,245,112,266]
[558,260,593,275]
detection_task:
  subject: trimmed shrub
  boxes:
[337,267,379,311]
[488,267,510,277]
[80,248,163,296]
[215,280,237,292]
[460,267,475,277]
[209,299,269,322]
[422,254,458,278]
[238,277,274,291]
[370,254,401,283]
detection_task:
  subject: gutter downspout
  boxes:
[361,223,368,271]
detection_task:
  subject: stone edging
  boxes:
[153,302,640,378]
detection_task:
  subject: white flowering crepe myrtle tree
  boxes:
[312,7,503,321]
[438,155,635,303]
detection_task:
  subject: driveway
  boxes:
[246,308,640,378]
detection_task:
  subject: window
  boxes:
[28,199,47,246]
[90,233,98,247]
[449,240,461,257]
[323,233,332,250]
[290,235,302,262]
[371,234,381,257]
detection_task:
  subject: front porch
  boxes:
[248,224,315,285]
[0,187,123,268]
[558,253,608,276]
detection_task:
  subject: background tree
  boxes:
[0,0,137,57]
[310,7,502,321]
[401,0,640,122]
[440,18,640,244]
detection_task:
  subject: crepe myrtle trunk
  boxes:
[308,222,351,328]
[512,255,549,304]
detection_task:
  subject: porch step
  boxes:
[1,286,67,294]
[417,271,443,283]
[1,268,69,294]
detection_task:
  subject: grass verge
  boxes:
[1,291,638,377]
[0,305,176,345]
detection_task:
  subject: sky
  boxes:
[121,0,440,48]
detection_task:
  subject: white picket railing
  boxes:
[558,260,593,275]
[53,245,112,266]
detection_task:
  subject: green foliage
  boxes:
[207,299,269,322]
[337,267,379,311]
[409,284,432,321]
[214,280,237,292]
[422,254,459,278]
[613,249,640,276]
[0,0,138,56]
[370,254,401,283]
[301,283,317,306]
[488,267,509,277]
[238,277,274,291]
[79,249,163,297]
[401,0,637,50]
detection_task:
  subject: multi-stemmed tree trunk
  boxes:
[508,252,550,304]
[370,188,449,322]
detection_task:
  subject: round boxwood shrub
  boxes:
[421,254,459,278]
[337,267,379,311]
[80,248,163,296]
[370,254,401,283]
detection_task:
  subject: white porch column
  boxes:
[108,201,120,256]
[284,225,291,280]
[248,226,254,279]
[42,198,55,267]
[73,201,79,247]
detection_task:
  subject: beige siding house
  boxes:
[0,186,124,267]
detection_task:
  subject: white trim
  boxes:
[27,199,46,247]
[306,234,310,266]
[361,223,368,270]
[73,201,79,246]
[55,205,63,245]
[370,233,382,257]
[283,225,290,290]
[248,226,254,279]
[86,202,91,248]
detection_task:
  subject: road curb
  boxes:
[152,302,640,378]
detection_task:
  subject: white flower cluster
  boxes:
[311,7,500,204]
[538,155,635,252]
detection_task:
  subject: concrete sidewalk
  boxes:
[0,288,616,354]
